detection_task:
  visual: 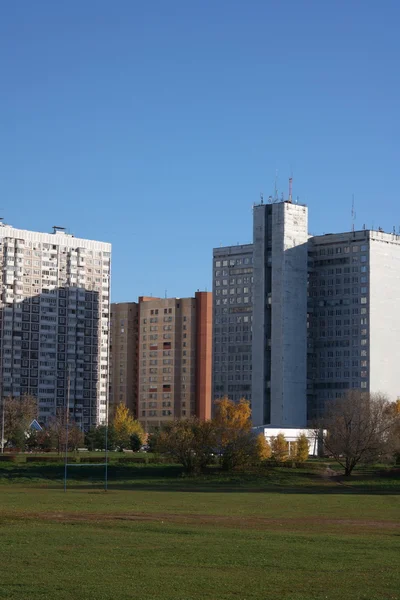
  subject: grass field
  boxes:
[0,460,399,600]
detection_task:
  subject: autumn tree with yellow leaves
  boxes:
[213,397,268,470]
[270,433,289,463]
[295,433,310,463]
[113,403,145,450]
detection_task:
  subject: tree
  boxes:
[113,404,145,450]
[213,397,252,439]
[3,395,38,450]
[36,430,53,451]
[68,424,84,451]
[295,433,310,463]
[146,430,159,454]
[47,408,68,454]
[270,434,289,463]
[85,425,117,451]
[318,390,400,476]
[156,418,215,474]
[25,430,39,451]
[256,433,272,461]
[130,433,142,452]
[213,397,257,470]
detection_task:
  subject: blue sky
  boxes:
[1,0,399,302]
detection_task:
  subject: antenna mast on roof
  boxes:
[274,169,278,202]
[288,177,293,203]
[351,195,356,232]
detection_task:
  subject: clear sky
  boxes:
[1,0,399,302]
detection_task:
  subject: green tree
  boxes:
[85,425,117,451]
[156,418,215,474]
[130,432,142,452]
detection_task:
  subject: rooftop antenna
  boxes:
[288,177,293,203]
[351,194,356,232]
[260,193,264,205]
[274,169,278,202]
[165,289,167,299]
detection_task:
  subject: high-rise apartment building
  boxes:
[110,292,212,431]
[212,244,253,404]
[307,228,400,420]
[0,223,111,429]
[109,302,138,418]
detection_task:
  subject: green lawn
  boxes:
[0,462,399,600]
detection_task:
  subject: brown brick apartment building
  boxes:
[110,292,212,430]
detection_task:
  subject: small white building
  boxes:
[253,426,323,457]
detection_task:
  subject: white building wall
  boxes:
[254,427,322,456]
[270,203,308,427]
[369,233,400,400]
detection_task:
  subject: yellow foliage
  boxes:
[213,397,252,432]
[256,434,272,461]
[270,433,289,462]
[295,433,309,462]
[113,403,145,444]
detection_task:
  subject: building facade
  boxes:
[110,292,212,430]
[307,228,400,420]
[212,198,400,427]
[252,201,308,427]
[109,302,138,418]
[212,201,308,427]
[212,244,253,405]
[0,223,111,429]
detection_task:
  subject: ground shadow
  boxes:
[1,463,399,495]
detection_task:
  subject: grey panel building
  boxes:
[212,200,308,427]
[307,228,400,421]
[212,197,400,428]
[212,244,253,405]
[252,201,308,427]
